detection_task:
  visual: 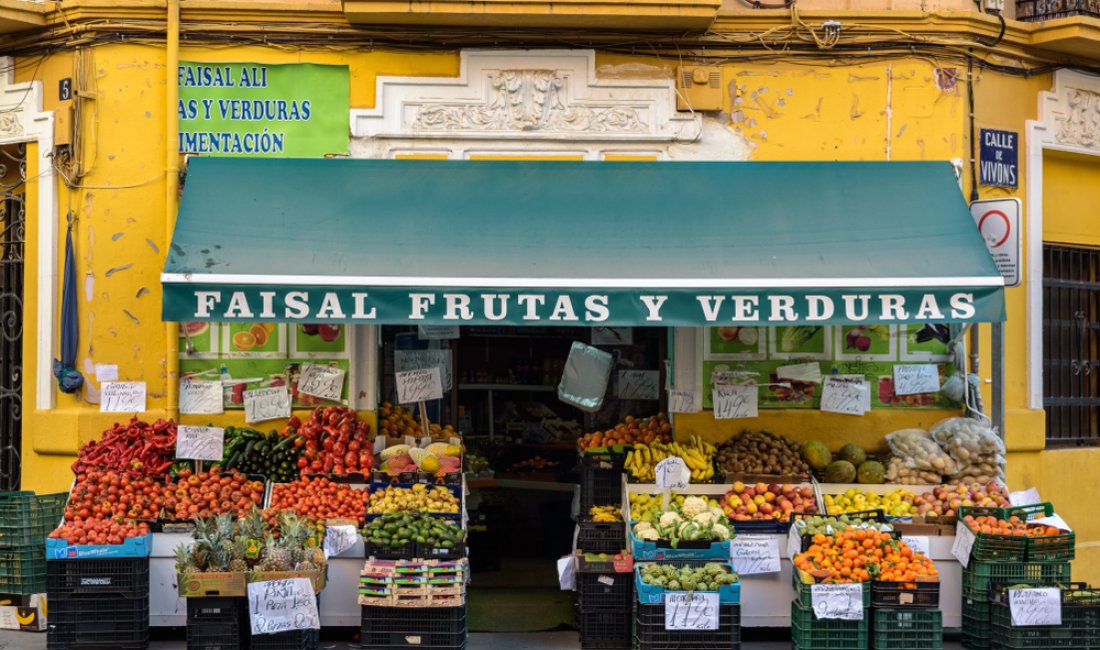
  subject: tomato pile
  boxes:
[164,467,264,519]
[269,475,370,524]
[794,529,937,583]
[287,406,374,476]
[49,519,152,546]
[72,418,177,478]
[65,471,164,522]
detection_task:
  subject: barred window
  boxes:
[1043,244,1100,445]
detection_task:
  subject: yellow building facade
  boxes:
[2,2,1099,582]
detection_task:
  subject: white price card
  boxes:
[713,384,758,419]
[820,376,871,416]
[618,370,660,400]
[1009,487,1041,507]
[101,381,147,413]
[396,367,444,404]
[323,525,358,559]
[893,365,941,395]
[95,364,118,382]
[244,387,291,424]
[1031,514,1072,532]
[556,555,575,591]
[730,535,780,575]
[664,592,719,630]
[777,362,823,384]
[248,578,320,635]
[788,525,803,561]
[175,425,225,462]
[1009,588,1062,626]
[417,325,459,340]
[902,536,931,556]
[179,379,224,415]
[394,350,453,391]
[655,457,691,491]
[669,389,699,414]
[297,363,346,402]
[952,521,976,568]
[811,583,864,621]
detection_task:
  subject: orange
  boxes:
[232,331,256,351]
[250,324,269,346]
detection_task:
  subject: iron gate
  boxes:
[0,144,25,490]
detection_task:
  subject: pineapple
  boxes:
[228,537,250,573]
[173,544,198,574]
[259,533,291,572]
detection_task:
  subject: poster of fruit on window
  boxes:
[178,322,349,408]
[704,326,766,360]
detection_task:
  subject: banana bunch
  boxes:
[588,505,622,523]
[625,436,717,483]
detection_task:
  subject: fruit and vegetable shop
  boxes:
[4,157,1088,650]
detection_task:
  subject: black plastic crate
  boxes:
[364,539,418,561]
[47,593,149,648]
[635,602,740,650]
[0,545,46,594]
[417,541,467,561]
[251,629,319,650]
[576,520,626,555]
[1016,0,1100,22]
[187,597,248,650]
[47,557,150,599]
[361,605,467,649]
[580,465,622,513]
[871,580,940,608]
[0,491,67,549]
[872,608,942,650]
[577,572,633,612]
[577,608,631,649]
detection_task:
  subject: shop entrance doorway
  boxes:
[0,143,26,491]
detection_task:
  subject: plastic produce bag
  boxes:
[557,341,613,413]
[930,417,1005,483]
[884,428,959,477]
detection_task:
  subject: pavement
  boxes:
[0,628,967,649]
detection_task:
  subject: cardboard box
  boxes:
[178,572,248,597]
[0,594,46,632]
[248,569,326,594]
[574,551,633,574]
[896,520,955,537]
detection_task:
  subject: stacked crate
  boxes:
[186,596,249,650]
[575,556,634,649]
[361,605,466,649]
[575,450,630,648]
[988,582,1099,650]
[959,503,1075,650]
[870,579,942,650]
[790,574,870,650]
[634,560,740,650]
[359,559,468,649]
[46,557,151,649]
[0,491,66,597]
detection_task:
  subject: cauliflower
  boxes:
[681,496,708,519]
[712,524,731,540]
[659,512,684,528]
[692,511,719,526]
[636,527,660,541]
[633,521,654,534]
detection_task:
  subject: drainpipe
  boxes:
[165,0,180,419]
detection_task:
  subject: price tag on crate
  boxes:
[730,535,780,575]
[952,521,976,568]
[655,457,690,491]
[1009,587,1061,626]
[788,525,802,561]
[811,583,864,621]
[664,592,719,630]
[248,578,320,635]
[175,425,225,462]
[297,363,346,402]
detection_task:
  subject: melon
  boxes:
[837,443,867,467]
[823,460,857,483]
[857,460,886,484]
[801,440,832,472]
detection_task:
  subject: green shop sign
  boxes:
[161,284,1006,327]
[178,62,348,157]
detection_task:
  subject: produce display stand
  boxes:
[621,480,964,628]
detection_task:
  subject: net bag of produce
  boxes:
[884,428,959,477]
[930,417,1005,483]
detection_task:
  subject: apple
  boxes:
[753,495,766,506]
[764,492,777,503]
[800,487,814,499]
[759,503,774,516]
[732,481,745,494]
[754,483,767,494]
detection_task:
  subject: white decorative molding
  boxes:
[351,50,701,144]
[0,57,56,411]
[1025,69,1100,410]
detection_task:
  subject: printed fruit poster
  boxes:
[178,322,349,409]
[701,326,957,411]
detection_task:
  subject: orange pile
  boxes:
[794,529,938,584]
[963,514,1063,538]
[577,414,672,451]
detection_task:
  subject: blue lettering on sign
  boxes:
[979,128,1018,188]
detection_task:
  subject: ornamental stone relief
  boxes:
[0,114,23,138]
[1056,87,1100,149]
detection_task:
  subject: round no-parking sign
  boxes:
[969,198,1021,288]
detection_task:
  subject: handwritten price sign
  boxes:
[248,578,320,635]
[1009,588,1062,626]
[952,521,976,568]
[811,583,864,621]
[244,387,291,424]
[664,592,719,630]
[893,365,940,395]
[820,376,870,416]
[101,382,147,413]
[297,363,346,402]
[323,525,358,559]
[655,457,691,491]
[712,384,758,419]
[179,379,224,415]
[730,535,780,575]
[618,370,659,400]
[175,425,225,462]
[396,367,444,404]
[394,350,453,391]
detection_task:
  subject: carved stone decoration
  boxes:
[411,70,647,135]
[1056,88,1100,149]
[0,114,24,138]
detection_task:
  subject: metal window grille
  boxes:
[1016,0,1100,22]
[1043,244,1100,446]
[0,144,25,489]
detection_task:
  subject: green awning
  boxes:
[162,158,1005,326]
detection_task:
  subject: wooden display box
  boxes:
[178,572,248,597]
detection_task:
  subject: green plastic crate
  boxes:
[961,598,991,650]
[791,601,869,650]
[872,608,942,650]
[958,506,1028,563]
[792,571,871,610]
[0,546,46,594]
[989,583,1100,649]
[962,561,1071,601]
[1006,503,1076,563]
[0,492,67,548]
